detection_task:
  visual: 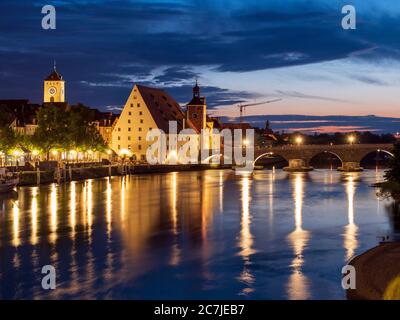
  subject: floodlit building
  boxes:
[111,84,198,161]
[43,63,65,103]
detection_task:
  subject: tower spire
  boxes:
[193,77,200,98]
[54,60,57,71]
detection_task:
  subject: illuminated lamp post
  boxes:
[348,135,355,145]
[295,136,303,146]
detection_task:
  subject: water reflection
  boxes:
[0,170,392,299]
[343,174,359,261]
[238,175,256,295]
[287,173,311,300]
[70,182,76,237]
[30,187,38,245]
[12,200,20,247]
[106,178,112,237]
[49,183,57,243]
[169,172,181,266]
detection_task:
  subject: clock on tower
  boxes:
[44,62,65,103]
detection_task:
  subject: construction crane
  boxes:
[238,99,282,122]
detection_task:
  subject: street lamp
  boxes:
[295,136,303,146]
[348,135,355,145]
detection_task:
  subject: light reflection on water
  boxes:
[287,173,311,300]
[0,170,393,299]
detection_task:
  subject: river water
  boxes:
[0,169,395,299]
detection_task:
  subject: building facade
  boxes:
[111,84,198,161]
[43,64,65,103]
[1,99,40,136]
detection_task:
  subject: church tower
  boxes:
[44,62,65,103]
[186,80,207,132]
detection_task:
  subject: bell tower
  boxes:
[44,62,65,103]
[186,80,206,132]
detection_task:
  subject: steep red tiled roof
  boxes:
[136,85,199,133]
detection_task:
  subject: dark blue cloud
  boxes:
[0,0,399,111]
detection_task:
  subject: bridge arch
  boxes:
[309,151,343,168]
[359,149,394,168]
[254,152,289,166]
[202,154,232,163]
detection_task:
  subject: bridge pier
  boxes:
[338,161,363,172]
[283,159,313,172]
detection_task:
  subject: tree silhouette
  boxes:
[385,142,400,183]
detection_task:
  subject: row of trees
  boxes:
[0,104,107,160]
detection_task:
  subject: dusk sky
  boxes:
[1,0,400,132]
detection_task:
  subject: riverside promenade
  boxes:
[15,163,228,186]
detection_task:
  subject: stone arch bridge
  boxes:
[254,144,394,171]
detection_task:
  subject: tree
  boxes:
[385,142,400,183]
[32,103,107,160]
[0,125,17,153]
[32,104,69,159]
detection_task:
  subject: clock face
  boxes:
[48,87,57,96]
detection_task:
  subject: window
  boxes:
[118,145,121,150]
[141,155,146,161]
[128,145,131,150]
[192,113,198,119]
[138,128,142,132]
[139,111,143,115]
[140,119,143,124]
[118,128,121,131]
[138,145,142,150]
[130,103,133,108]
[137,103,141,107]
[138,136,142,141]
[128,136,131,141]
[128,119,131,124]
[118,136,120,140]
[128,112,131,116]
[128,127,131,132]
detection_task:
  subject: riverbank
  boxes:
[347,242,400,300]
[17,164,231,186]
